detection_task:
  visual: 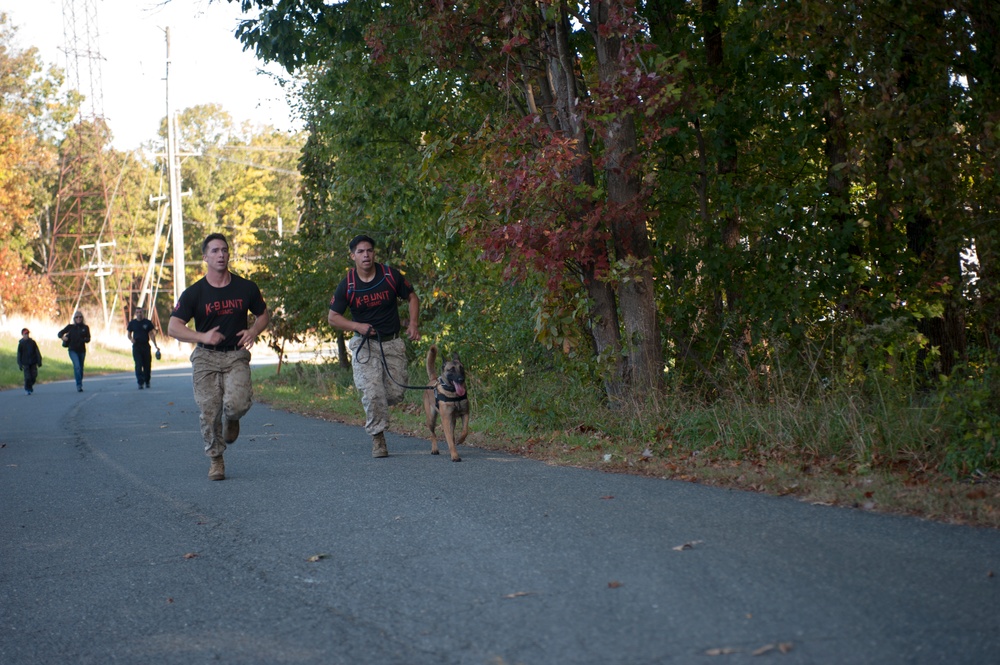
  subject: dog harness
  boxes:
[435,382,468,409]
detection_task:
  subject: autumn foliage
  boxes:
[233,1,998,474]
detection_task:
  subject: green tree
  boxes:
[165,104,304,283]
[228,0,998,449]
[232,0,687,398]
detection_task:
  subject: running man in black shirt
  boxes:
[169,233,270,481]
[328,234,420,458]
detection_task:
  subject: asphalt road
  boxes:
[1,364,998,664]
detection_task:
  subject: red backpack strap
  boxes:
[382,264,398,294]
[347,269,357,307]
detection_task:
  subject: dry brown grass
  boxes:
[253,363,1000,530]
[461,430,1000,528]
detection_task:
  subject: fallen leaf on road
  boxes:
[502,591,535,599]
[608,581,623,588]
[673,540,704,551]
[752,642,793,655]
[306,554,329,562]
[166,598,174,604]
[183,553,198,559]
[705,647,739,655]
[600,495,615,500]
[264,423,274,427]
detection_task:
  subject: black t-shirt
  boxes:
[171,273,267,346]
[127,318,155,346]
[329,264,414,337]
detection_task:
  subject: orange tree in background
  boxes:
[0,14,70,318]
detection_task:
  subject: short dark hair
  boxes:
[202,233,229,254]
[349,234,375,252]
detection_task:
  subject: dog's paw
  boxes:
[431,449,440,455]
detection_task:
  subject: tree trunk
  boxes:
[701,0,751,370]
[906,211,967,376]
[590,0,664,391]
[897,10,967,376]
[963,1,1000,350]
[583,263,625,399]
[337,331,350,369]
[541,4,627,397]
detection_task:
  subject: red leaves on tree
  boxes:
[463,117,612,290]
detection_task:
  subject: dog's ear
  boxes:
[452,353,461,363]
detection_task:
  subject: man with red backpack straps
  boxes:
[328,234,421,457]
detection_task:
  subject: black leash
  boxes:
[355,329,436,391]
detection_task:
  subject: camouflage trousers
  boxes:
[190,346,254,457]
[348,335,407,436]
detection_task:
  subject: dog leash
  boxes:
[355,330,436,391]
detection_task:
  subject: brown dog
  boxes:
[423,345,470,462]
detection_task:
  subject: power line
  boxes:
[212,155,301,176]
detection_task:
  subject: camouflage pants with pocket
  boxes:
[191,346,254,457]
[348,335,407,436]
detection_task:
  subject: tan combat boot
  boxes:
[208,455,226,481]
[223,418,240,444]
[372,432,388,458]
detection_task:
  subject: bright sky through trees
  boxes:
[1,0,299,150]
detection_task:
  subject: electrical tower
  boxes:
[46,0,119,327]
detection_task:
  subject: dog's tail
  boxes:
[426,344,438,381]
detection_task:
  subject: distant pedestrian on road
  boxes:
[127,307,160,390]
[168,233,270,481]
[58,311,91,392]
[328,234,420,458]
[17,328,42,395]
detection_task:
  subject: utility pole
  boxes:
[145,187,191,310]
[139,196,170,309]
[165,27,186,306]
[51,0,115,320]
[80,241,115,326]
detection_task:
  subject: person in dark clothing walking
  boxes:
[127,307,160,389]
[58,311,91,392]
[17,328,42,395]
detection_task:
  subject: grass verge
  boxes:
[252,360,1000,529]
[0,334,136,390]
